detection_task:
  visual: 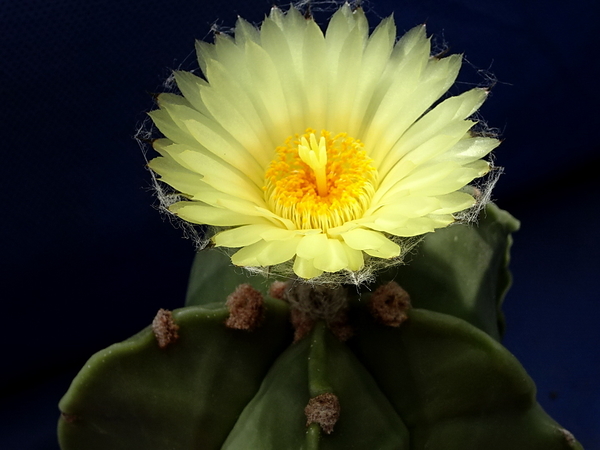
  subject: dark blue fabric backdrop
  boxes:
[2,0,599,448]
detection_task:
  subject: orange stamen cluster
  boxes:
[264,129,377,231]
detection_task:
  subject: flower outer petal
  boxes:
[260,17,306,134]
[173,71,212,118]
[176,149,264,204]
[293,256,324,279]
[399,120,475,167]
[434,136,499,164]
[342,244,365,272]
[199,84,272,168]
[370,161,458,207]
[148,109,199,149]
[231,236,302,266]
[243,40,293,138]
[148,155,211,199]
[162,103,265,185]
[256,236,303,266]
[431,192,476,215]
[302,19,327,128]
[234,16,260,46]
[260,227,318,241]
[326,18,365,133]
[369,196,442,219]
[410,161,490,197]
[367,54,462,166]
[365,215,456,237]
[346,15,395,136]
[170,202,269,227]
[213,224,284,248]
[230,240,269,266]
[296,233,329,260]
[395,88,487,152]
[341,228,401,258]
[313,238,349,273]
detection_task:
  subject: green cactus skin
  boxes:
[222,321,409,449]
[58,205,583,449]
[58,299,292,449]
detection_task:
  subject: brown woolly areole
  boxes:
[305,393,341,435]
[268,280,288,300]
[225,283,265,331]
[369,281,412,327]
[152,308,180,348]
[283,282,353,341]
[290,308,315,343]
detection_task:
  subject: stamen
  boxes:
[264,129,377,231]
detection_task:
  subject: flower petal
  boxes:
[313,238,349,273]
[170,202,269,226]
[293,256,324,279]
[341,228,401,258]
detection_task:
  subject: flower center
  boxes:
[264,129,377,231]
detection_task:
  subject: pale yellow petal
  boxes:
[213,224,277,247]
[346,15,396,136]
[372,215,455,237]
[367,54,462,166]
[296,233,329,260]
[342,245,364,271]
[434,136,499,164]
[369,196,441,219]
[148,155,211,200]
[326,19,365,132]
[244,40,294,138]
[313,238,349,273]
[234,16,260,46]
[195,39,217,77]
[341,228,401,258]
[170,202,269,226]
[232,236,302,266]
[148,109,198,148]
[396,88,487,151]
[293,256,324,279]
[302,20,327,128]
[173,71,212,118]
[160,102,265,183]
[260,16,306,133]
[203,59,278,155]
[432,192,476,214]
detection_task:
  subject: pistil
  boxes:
[298,133,328,197]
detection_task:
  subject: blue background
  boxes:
[1,0,598,448]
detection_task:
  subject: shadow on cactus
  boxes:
[58,204,582,449]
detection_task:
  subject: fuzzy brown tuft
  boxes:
[152,308,180,349]
[290,308,315,343]
[369,281,411,327]
[304,393,341,434]
[225,284,265,331]
[328,316,354,342]
[268,280,289,300]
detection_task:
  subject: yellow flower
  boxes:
[148,4,498,281]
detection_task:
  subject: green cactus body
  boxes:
[57,205,583,449]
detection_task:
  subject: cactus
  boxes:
[57,204,583,449]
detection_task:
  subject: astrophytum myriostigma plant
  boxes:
[58,4,583,450]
